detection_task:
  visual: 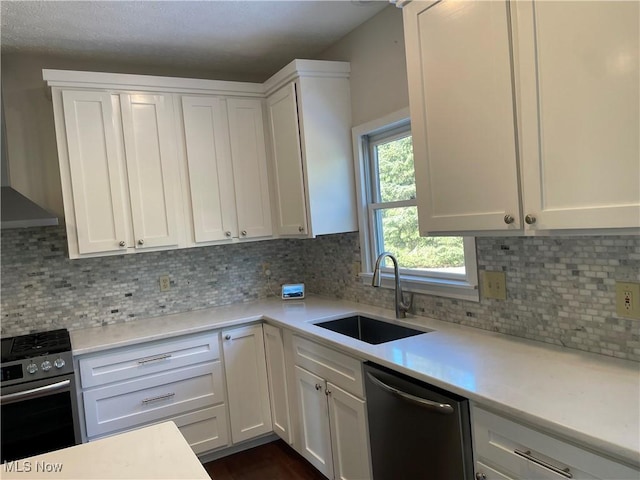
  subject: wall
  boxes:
[317,5,408,126]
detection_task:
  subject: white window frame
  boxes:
[352,107,479,302]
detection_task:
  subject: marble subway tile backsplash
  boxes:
[2,226,639,361]
[301,233,640,362]
[1,226,304,335]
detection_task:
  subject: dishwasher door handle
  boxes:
[366,371,454,414]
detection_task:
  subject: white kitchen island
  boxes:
[1,422,209,480]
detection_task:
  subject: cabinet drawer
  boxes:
[79,332,220,388]
[173,405,229,455]
[473,406,638,480]
[84,362,224,438]
[293,335,363,397]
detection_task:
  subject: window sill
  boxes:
[359,272,479,302]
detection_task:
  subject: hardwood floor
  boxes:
[203,440,326,480]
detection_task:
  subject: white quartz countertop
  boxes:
[1,422,209,480]
[70,295,640,468]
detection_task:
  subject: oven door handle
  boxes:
[0,379,71,405]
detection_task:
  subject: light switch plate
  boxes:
[616,281,640,319]
[481,271,506,300]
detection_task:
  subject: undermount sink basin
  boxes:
[314,315,429,345]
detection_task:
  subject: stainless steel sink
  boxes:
[314,315,429,345]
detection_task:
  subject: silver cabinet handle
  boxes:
[315,384,322,391]
[1,379,70,405]
[241,230,247,237]
[525,214,537,225]
[141,392,175,405]
[225,231,231,237]
[504,214,514,225]
[225,334,231,340]
[137,353,171,365]
[325,388,332,396]
[475,473,486,480]
[138,239,145,245]
[514,449,572,478]
[298,226,304,233]
[366,372,454,414]
[119,241,126,247]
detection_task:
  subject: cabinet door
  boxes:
[515,1,640,230]
[267,83,309,236]
[222,324,273,444]
[327,382,371,480]
[263,324,293,444]
[227,98,273,239]
[294,366,333,478]
[403,0,521,234]
[61,90,130,254]
[182,96,237,243]
[120,93,180,249]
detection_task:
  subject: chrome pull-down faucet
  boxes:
[372,252,413,319]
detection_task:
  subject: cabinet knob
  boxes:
[241,230,247,237]
[225,231,231,238]
[503,214,515,225]
[298,226,304,233]
[475,473,486,480]
[315,384,322,391]
[138,239,145,245]
[119,241,126,247]
[525,214,537,225]
[325,389,332,396]
[225,334,231,340]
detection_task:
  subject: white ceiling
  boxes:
[1,0,389,80]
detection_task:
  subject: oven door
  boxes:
[1,374,80,462]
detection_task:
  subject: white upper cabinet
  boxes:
[226,98,273,239]
[56,89,181,258]
[181,96,272,244]
[120,93,181,249]
[267,84,308,236]
[181,95,237,243]
[403,0,640,235]
[514,0,640,231]
[61,90,130,255]
[404,0,521,234]
[265,60,358,238]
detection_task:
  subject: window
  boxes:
[353,109,478,301]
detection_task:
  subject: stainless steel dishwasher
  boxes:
[364,362,473,480]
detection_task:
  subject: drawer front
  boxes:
[473,406,639,480]
[84,362,224,438]
[293,335,363,397]
[173,405,230,455]
[79,332,220,388]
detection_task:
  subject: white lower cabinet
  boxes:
[221,324,273,444]
[78,331,229,455]
[292,336,371,480]
[263,324,293,444]
[472,406,639,480]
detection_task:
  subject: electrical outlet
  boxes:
[481,271,506,300]
[159,275,171,292]
[262,262,271,278]
[616,281,640,319]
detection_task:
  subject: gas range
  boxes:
[1,328,74,387]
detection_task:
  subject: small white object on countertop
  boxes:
[1,422,209,480]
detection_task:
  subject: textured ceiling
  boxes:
[1,0,389,80]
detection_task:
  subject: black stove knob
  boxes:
[41,360,52,372]
[26,363,38,374]
[54,358,66,369]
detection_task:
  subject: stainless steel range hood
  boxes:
[1,99,59,229]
